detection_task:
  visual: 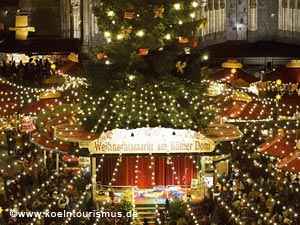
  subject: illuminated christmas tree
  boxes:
[91,0,207,81]
[80,0,213,132]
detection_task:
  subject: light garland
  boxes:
[31,169,82,224]
[63,188,90,224]
[223,126,300,224]
[16,172,59,208]
[134,155,139,187]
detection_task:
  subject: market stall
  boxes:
[210,59,258,87]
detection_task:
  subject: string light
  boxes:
[136,30,144,37]
[32,170,82,224]
[1,44,300,225]
[173,3,181,10]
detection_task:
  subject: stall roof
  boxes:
[54,124,99,143]
[215,96,274,120]
[258,130,300,158]
[19,98,61,116]
[264,65,300,83]
[0,38,81,54]
[30,133,70,153]
[210,68,258,85]
[202,123,243,142]
[277,151,300,173]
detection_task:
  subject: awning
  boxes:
[216,96,274,120]
[202,123,243,142]
[258,131,300,158]
[19,98,61,116]
[54,124,98,144]
[278,94,300,118]
[0,101,20,116]
[277,151,300,173]
[210,68,257,86]
[30,133,70,153]
[264,65,300,83]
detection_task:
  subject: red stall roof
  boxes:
[210,68,257,85]
[30,133,70,153]
[0,101,20,116]
[258,130,300,158]
[278,94,300,117]
[216,96,274,120]
[277,151,300,173]
[19,98,61,116]
[264,66,300,83]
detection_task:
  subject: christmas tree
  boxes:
[79,0,213,132]
[91,0,208,80]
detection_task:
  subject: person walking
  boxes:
[6,128,16,155]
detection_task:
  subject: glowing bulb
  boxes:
[192,2,198,7]
[190,13,196,18]
[50,64,56,70]
[178,20,183,25]
[174,3,181,10]
[107,10,114,17]
[117,34,122,40]
[136,30,144,37]
[165,34,171,40]
[104,31,111,38]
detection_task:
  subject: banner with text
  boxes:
[88,128,215,154]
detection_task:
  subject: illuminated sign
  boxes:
[88,128,215,154]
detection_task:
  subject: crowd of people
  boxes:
[1,126,300,225]
[1,58,300,225]
[0,57,63,87]
[204,129,300,225]
[0,132,92,225]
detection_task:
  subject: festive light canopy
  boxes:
[54,124,98,143]
[202,123,243,142]
[30,132,70,153]
[215,94,274,121]
[19,98,61,116]
[277,150,300,173]
[257,130,299,158]
[210,60,257,87]
[77,80,215,133]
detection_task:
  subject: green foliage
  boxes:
[78,74,215,133]
[118,199,133,224]
[78,0,214,132]
[92,0,203,78]
[168,200,188,224]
